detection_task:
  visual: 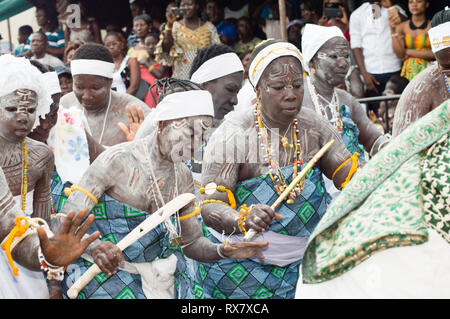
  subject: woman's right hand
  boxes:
[90,241,124,276]
[166,8,177,27]
[244,204,283,233]
[362,71,380,94]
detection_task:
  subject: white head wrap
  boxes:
[71,59,115,79]
[134,90,214,140]
[41,72,62,95]
[190,52,244,84]
[428,21,450,53]
[0,54,52,130]
[248,41,307,88]
[153,90,214,122]
[301,24,346,66]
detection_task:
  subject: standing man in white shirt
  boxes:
[30,32,65,68]
[349,0,402,113]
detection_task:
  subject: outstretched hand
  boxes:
[37,210,100,267]
[222,241,269,260]
[118,104,145,141]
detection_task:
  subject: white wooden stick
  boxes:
[244,140,335,242]
[67,193,196,299]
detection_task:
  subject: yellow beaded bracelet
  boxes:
[64,185,98,204]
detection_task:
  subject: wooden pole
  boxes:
[7,18,13,53]
[278,0,288,41]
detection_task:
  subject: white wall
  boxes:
[0,7,39,51]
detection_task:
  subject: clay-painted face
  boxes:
[0,89,37,142]
[202,71,243,120]
[257,56,304,123]
[28,93,60,143]
[73,74,112,113]
[311,37,350,87]
[160,115,213,163]
[435,48,450,79]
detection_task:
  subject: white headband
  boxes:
[0,54,52,130]
[248,41,307,87]
[42,72,62,95]
[71,59,115,79]
[301,24,346,65]
[154,90,214,122]
[190,52,244,84]
[428,21,450,53]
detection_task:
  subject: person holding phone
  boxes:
[156,0,220,80]
[349,0,402,114]
[318,0,351,41]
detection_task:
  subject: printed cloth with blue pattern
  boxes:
[190,164,331,299]
[51,172,196,299]
[340,105,365,162]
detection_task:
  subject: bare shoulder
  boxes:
[25,138,53,164]
[111,91,151,116]
[335,87,357,107]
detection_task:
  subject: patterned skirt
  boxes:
[51,173,195,299]
[190,165,331,299]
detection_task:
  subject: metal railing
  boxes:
[357,94,402,134]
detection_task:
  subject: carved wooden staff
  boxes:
[244,140,335,242]
[67,193,196,299]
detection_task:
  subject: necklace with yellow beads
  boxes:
[254,102,305,204]
[21,140,28,213]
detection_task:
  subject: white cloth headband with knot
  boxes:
[428,21,450,53]
[153,90,215,122]
[248,41,308,88]
[71,59,115,79]
[190,52,244,84]
[301,24,346,66]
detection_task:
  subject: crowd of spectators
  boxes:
[9,0,444,133]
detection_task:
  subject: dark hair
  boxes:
[133,13,152,25]
[238,49,252,61]
[36,5,59,31]
[72,43,114,63]
[104,31,123,42]
[189,43,235,79]
[387,74,409,94]
[151,78,203,105]
[31,31,48,42]
[430,8,450,28]
[18,25,33,36]
[302,0,322,16]
[30,60,54,73]
[145,32,160,40]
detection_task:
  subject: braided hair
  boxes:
[189,43,236,80]
[150,77,203,105]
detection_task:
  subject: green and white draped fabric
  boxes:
[297,99,450,287]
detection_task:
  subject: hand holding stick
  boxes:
[243,140,335,242]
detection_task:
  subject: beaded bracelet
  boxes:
[216,244,227,259]
[38,247,65,281]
